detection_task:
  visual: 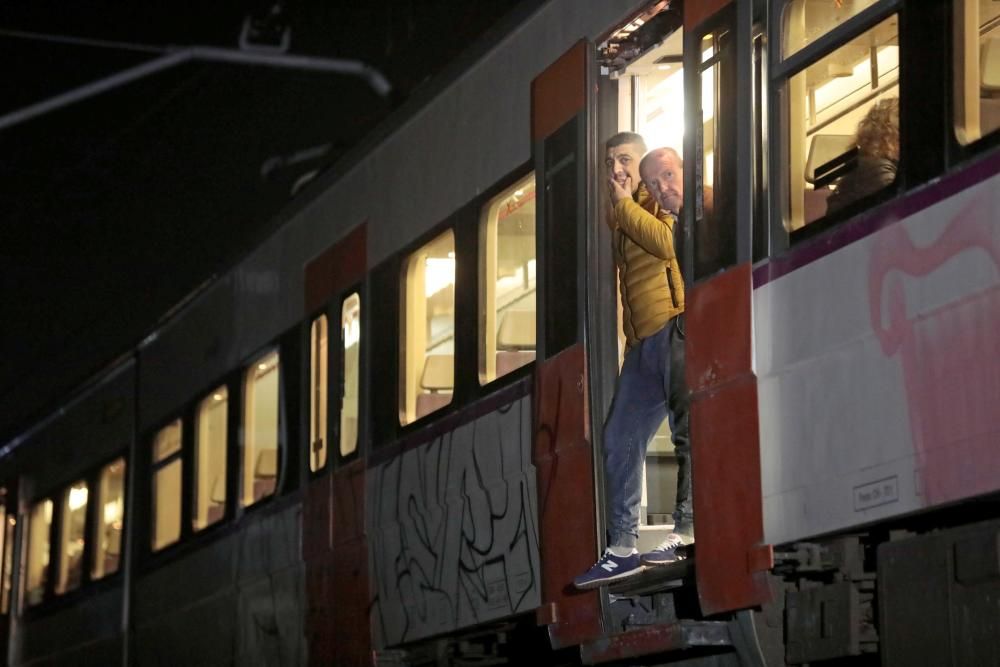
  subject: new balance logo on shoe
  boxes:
[573,549,643,589]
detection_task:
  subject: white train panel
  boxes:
[756,174,1000,545]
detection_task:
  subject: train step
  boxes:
[580,618,733,664]
[607,544,694,597]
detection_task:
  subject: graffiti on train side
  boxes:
[368,396,540,647]
[869,193,1000,506]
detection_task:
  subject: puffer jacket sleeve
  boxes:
[613,197,676,261]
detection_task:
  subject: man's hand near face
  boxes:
[609,175,632,205]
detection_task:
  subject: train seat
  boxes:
[981,37,1000,135]
[416,353,453,418]
[803,133,856,223]
[495,309,535,377]
[205,474,226,524]
[253,448,277,501]
[983,36,1000,93]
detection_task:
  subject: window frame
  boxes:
[398,228,458,427]
[477,170,538,387]
[18,451,129,611]
[949,0,1000,161]
[685,3,743,282]
[307,312,330,475]
[192,385,230,532]
[90,455,127,582]
[0,484,16,615]
[768,0,903,251]
[336,287,364,462]
[23,497,54,609]
[241,348,283,509]
[150,417,184,553]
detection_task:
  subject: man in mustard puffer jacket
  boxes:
[575,134,691,589]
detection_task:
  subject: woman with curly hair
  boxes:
[826,97,899,215]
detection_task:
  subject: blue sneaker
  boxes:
[573,549,643,589]
[640,533,689,565]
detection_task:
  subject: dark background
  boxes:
[0,0,529,445]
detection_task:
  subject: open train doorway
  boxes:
[596,2,686,554]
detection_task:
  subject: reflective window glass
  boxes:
[55,481,87,595]
[309,315,329,471]
[479,175,537,384]
[782,0,881,59]
[400,230,455,425]
[782,16,899,231]
[25,499,52,607]
[954,0,1000,144]
[152,419,182,551]
[194,388,227,530]
[1,497,13,613]
[92,458,125,580]
[340,294,361,457]
[243,351,280,506]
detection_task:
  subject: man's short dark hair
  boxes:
[605,131,646,153]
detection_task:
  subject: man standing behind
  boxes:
[574,136,692,589]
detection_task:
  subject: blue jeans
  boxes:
[604,316,691,549]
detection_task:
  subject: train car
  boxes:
[2,0,1000,665]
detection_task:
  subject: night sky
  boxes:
[0,0,528,444]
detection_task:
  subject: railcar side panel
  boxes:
[8,362,134,667]
[755,157,1000,545]
[132,502,305,666]
[367,392,538,647]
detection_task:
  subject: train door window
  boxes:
[55,480,87,595]
[309,315,329,472]
[151,419,182,551]
[340,293,361,457]
[25,499,52,607]
[479,174,537,384]
[91,458,125,580]
[0,489,13,612]
[778,3,899,233]
[243,350,280,506]
[194,387,227,530]
[954,0,1000,145]
[399,230,455,425]
[694,18,738,279]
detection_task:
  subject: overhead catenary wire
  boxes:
[0,28,392,131]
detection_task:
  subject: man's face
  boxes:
[642,151,684,214]
[605,142,643,195]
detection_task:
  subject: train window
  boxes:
[954,0,1000,145]
[25,499,52,607]
[340,293,361,457]
[399,230,455,425]
[694,21,738,279]
[479,174,537,384]
[0,504,17,614]
[55,480,87,595]
[151,419,182,551]
[779,12,899,232]
[309,315,329,472]
[781,0,881,59]
[91,458,125,580]
[194,387,227,530]
[0,489,12,613]
[243,350,280,505]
